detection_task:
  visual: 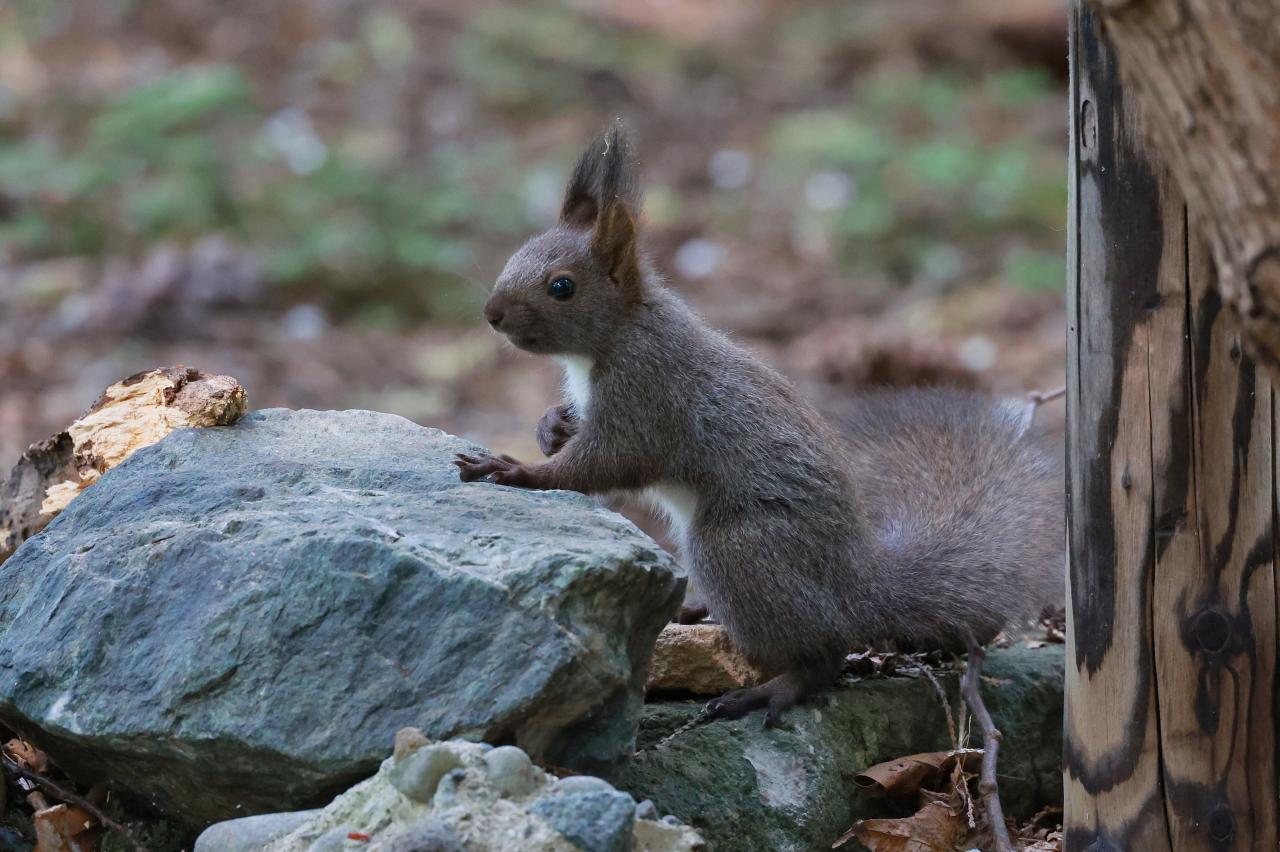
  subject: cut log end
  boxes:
[0,366,246,565]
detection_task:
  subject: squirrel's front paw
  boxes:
[674,603,710,624]
[453,452,535,487]
[536,404,578,457]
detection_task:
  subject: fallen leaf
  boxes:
[33,804,96,852]
[834,802,964,850]
[3,739,49,773]
[854,750,981,799]
[348,832,371,842]
[1022,830,1063,851]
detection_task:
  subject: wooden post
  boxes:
[1065,3,1278,851]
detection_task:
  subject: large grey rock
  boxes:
[616,645,1064,852]
[0,409,683,827]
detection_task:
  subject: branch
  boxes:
[1,755,147,852]
[960,641,1014,852]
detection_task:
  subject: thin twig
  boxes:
[1,755,147,852]
[960,641,1014,852]
[958,710,976,829]
[1019,384,1067,435]
[914,661,980,830]
[644,709,712,753]
[1027,385,1066,406]
[914,662,957,749]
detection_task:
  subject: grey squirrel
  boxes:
[455,123,1061,849]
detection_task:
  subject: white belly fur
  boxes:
[555,355,593,413]
[644,483,699,554]
[554,356,698,551]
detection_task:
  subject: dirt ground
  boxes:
[0,0,1069,466]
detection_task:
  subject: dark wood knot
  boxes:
[1193,609,1231,653]
[1079,99,1097,154]
[1208,806,1235,844]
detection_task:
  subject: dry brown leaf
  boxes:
[834,802,964,851]
[1022,830,1063,851]
[4,738,49,773]
[854,752,952,799]
[33,803,96,852]
[854,750,981,800]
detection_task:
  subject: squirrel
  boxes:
[454,124,1062,845]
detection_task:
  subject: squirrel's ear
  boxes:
[593,201,640,288]
[560,119,641,229]
[561,147,601,227]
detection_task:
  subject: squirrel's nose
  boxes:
[483,296,506,329]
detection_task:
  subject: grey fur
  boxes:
[459,124,1063,699]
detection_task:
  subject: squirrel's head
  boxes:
[485,121,644,357]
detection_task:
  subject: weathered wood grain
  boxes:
[1083,0,1280,380]
[1151,223,1277,850]
[1065,4,1278,850]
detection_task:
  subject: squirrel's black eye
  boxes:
[548,277,575,301]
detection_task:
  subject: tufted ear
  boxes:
[560,119,641,229]
[593,200,639,288]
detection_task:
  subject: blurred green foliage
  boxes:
[763,67,1065,287]
[0,3,1066,319]
[456,3,680,113]
[0,63,527,320]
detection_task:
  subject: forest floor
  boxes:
[0,5,1071,847]
[0,0,1069,464]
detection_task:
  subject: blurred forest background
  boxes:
[0,0,1068,466]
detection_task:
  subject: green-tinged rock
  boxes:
[530,790,637,852]
[615,645,1063,852]
[0,409,683,827]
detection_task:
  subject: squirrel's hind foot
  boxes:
[706,657,841,728]
[706,678,795,728]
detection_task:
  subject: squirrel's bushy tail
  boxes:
[828,388,1064,650]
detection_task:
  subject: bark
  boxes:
[1065,5,1278,849]
[0,366,246,565]
[1087,0,1280,376]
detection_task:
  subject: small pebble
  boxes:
[635,799,659,821]
[432,767,469,808]
[390,745,463,803]
[661,815,684,827]
[394,727,430,763]
[484,745,540,798]
[551,775,617,796]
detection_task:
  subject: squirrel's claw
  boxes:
[705,686,765,722]
[454,451,534,487]
[706,673,806,728]
[454,451,509,482]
